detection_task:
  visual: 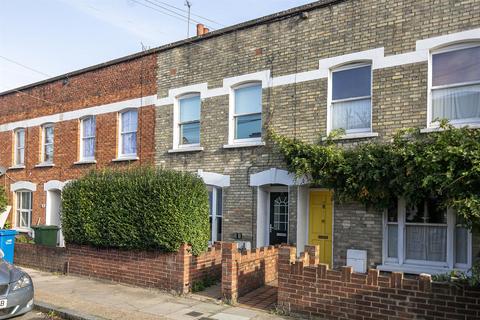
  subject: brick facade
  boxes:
[278,245,480,319]
[1,0,479,278]
[153,0,480,269]
[0,54,157,229]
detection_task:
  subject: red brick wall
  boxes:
[14,242,67,273]
[0,53,157,227]
[0,54,157,124]
[66,244,222,294]
[278,246,480,320]
[190,242,222,284]
[221,242,278,303]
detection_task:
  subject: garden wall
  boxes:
[222,242,278,303]
[14,243,67,273]
[14,242,222,294]
[278,245,480,319]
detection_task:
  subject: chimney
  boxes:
[203,27,209,33]
[196,23,205,36]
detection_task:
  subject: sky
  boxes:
[0,0,314,92]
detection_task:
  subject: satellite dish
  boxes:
[0,166,6,176]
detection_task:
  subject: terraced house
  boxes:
[1,0,479,276]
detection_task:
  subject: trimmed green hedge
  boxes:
[0,186,6,213]
[61,167,210,255]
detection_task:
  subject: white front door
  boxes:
[46,189,64,247]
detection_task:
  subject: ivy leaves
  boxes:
[270,124,480,230]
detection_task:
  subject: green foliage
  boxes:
[61,167,210,255]
[0,186,7,213]
[432,261,480,287]
[16,234,34,244]
[270,122,480,230]
[191,275,218,292]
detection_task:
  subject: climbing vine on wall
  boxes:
[270,121,480,230]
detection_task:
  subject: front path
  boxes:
[24,268,291,320]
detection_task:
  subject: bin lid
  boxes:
[0,229,18,236]
[32,225,59,230]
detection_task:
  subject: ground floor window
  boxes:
[16,191,32,229]
[208,186,222,243]
[383,198,471,272]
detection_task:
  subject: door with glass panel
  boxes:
[269,192,288,245]
[208,186,222,244]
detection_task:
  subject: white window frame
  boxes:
[327,62,373,135]
[79,116,96,162]
[13,128,25,166]
[427,42,480,128]
[41,123,54,164]
[118,109,138,159]
[381,198,473,274]
[208,186,223,244]
[229,82,263,145]
[173,93,201,149]
[15,190,32,230]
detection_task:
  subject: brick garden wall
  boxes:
[14,243,67,273]
[13,242,222,294]
[66,243,222,294]
[222,242,278,303]
[278,245,480,320]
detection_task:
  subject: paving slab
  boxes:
[22,267,290,320]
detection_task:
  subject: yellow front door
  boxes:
[309,190,333,267]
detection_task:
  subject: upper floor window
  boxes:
[178,94,201,146]
[430,44,480,125]
[41,124,54,163]
[233,83,262,141]
[80,116,96,161]
[119,110,138,158]
[330,64,372,134]
[14,128,25,166]
[16,190,32,229]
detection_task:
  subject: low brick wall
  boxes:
[222,242,278,303]
[14,242,67,273]
[278,245,480,319]
[67,243,222,294]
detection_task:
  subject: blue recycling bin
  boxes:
[0,230,18,264]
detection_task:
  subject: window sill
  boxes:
[35,163,54,168]
[223,141,265,149]
[377,263,468,275]
[421,122,480,133]
[168,146,204,153]
[112,156,139,162]
[74,160,97,165]
[324,132,379,141]
[13,227,32,234]
[8,165,25,170]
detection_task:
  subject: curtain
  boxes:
[332,98,371,131]
[432,84,480,121]
[406,225,447,262]
[122,132,137,155]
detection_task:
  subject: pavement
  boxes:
[22,268,293,320]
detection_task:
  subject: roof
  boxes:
[0,0,347,97]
